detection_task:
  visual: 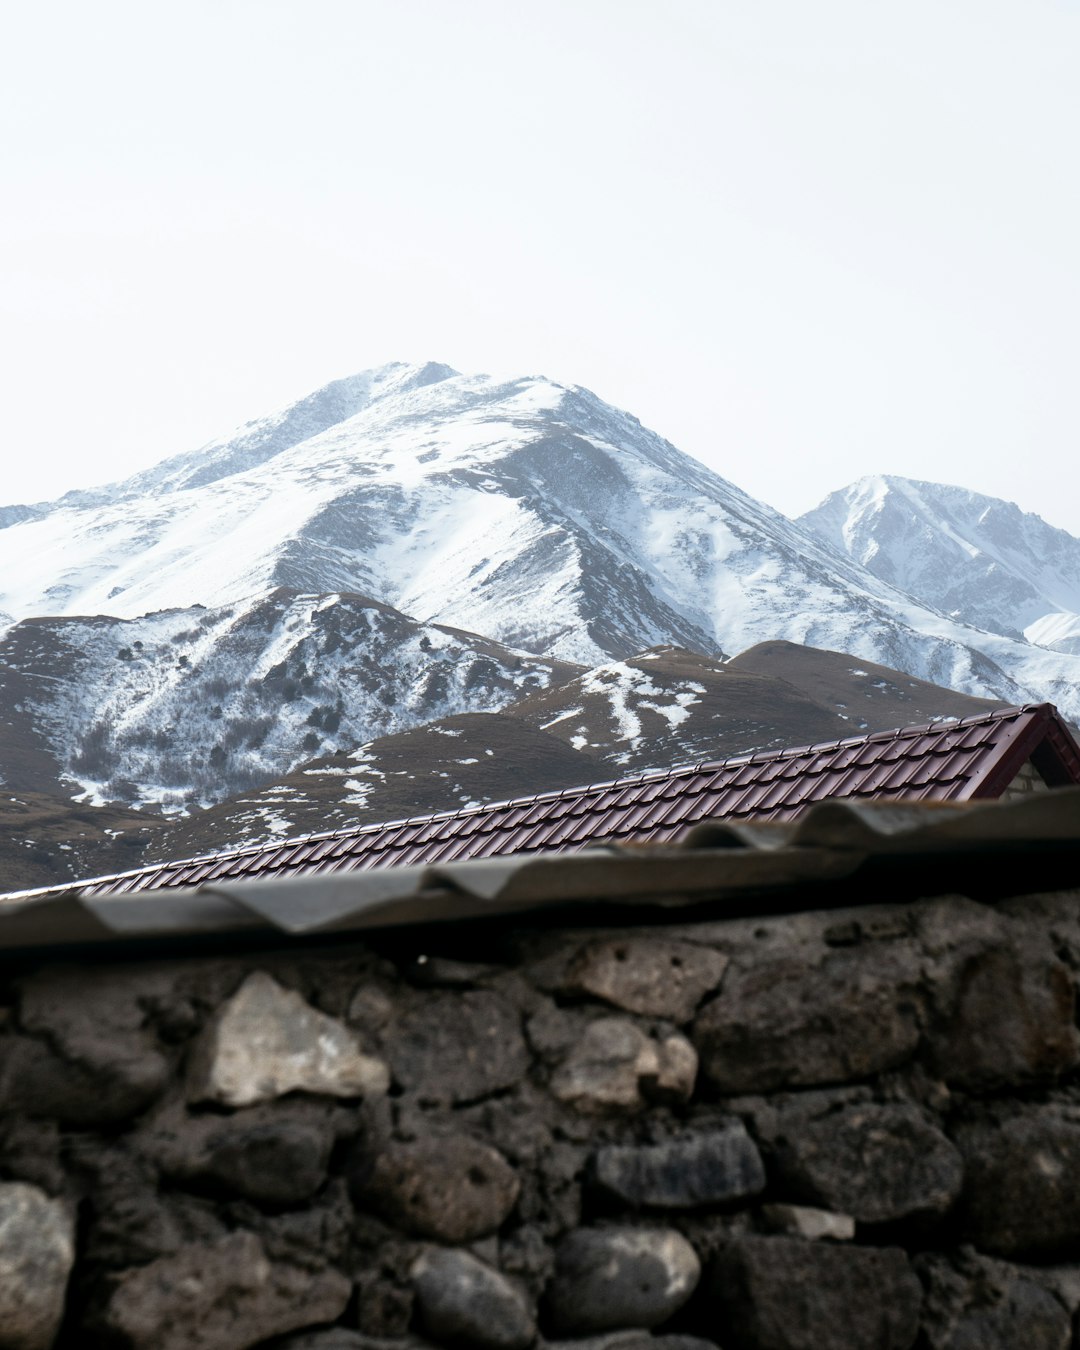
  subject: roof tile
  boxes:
[62,703,1080,896]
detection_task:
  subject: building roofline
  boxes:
[18,702,1068,902]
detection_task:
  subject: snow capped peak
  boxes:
[801,475,1080,645]
[106,360,461,500]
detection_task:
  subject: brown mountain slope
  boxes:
[728,640,1005,729]
[18,642,1015,886]
[507,646,853,771]
[143,713,613,861]
[0,790,157,894]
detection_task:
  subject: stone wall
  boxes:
[4,884,1080,1348]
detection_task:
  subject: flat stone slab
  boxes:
[188,971,389,1107]
[591,1123,766,1209]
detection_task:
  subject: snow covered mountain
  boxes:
[0,589,571,811]
[3,362,1080,828]
[4,363,1078,710]
[801,475,1080,653]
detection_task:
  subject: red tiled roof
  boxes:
[73,702,1080,897]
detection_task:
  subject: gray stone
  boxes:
[0,1182,75,1350]
[385,990,528,1104]
[550,1018,697,1115]
[99,1230,351,1350]
[954,1109,1080,1257]
[187,971,389,1107]
[564,938,729,1022]
[769,1103,964,1224]
[917,1251,1071,1350]
[591,1123,765,1209]
[927,944,1080,1090]
[692,944,921,1094]
[411,1247,536,1350]
[352,1134,520,1242]
[759,1203,855,1241]
[545,1226,701,1335]
[706,1235,922,1350]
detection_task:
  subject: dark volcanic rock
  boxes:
[172,1112,336,1206]
[410,1247,536,1350]
[692,945,922,1094]
[769,1103,963,1224]
[385,991,528,1104]
[352,1134,520,1242]
[706,1235,922,1350]
[927,943,1079,1090]
[590,1123,766,1209]
[0,1033,167,1128]
[544,1226,701,1335]
[916,1251,1071,1350]
[954,1109,1080,1258]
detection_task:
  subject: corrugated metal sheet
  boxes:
[1,788,1079,953]
[21,702,1080,901]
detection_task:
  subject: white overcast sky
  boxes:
[3,1,1078,531]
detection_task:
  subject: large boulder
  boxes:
[917,1251,1071,1350]
[692,945,922,1094]
[383,991,528,1104]
[954,1108,1080,1258]
[768,1103,963,1224]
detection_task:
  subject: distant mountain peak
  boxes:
[801,475,1080,649]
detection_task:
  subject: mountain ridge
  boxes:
[1,364,1076,718]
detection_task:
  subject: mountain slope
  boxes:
[135,641,1003,868]
[800,475,1080,649]
[728,640,1004,730]
[0,590,573,811]
[3,368,1080,719]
